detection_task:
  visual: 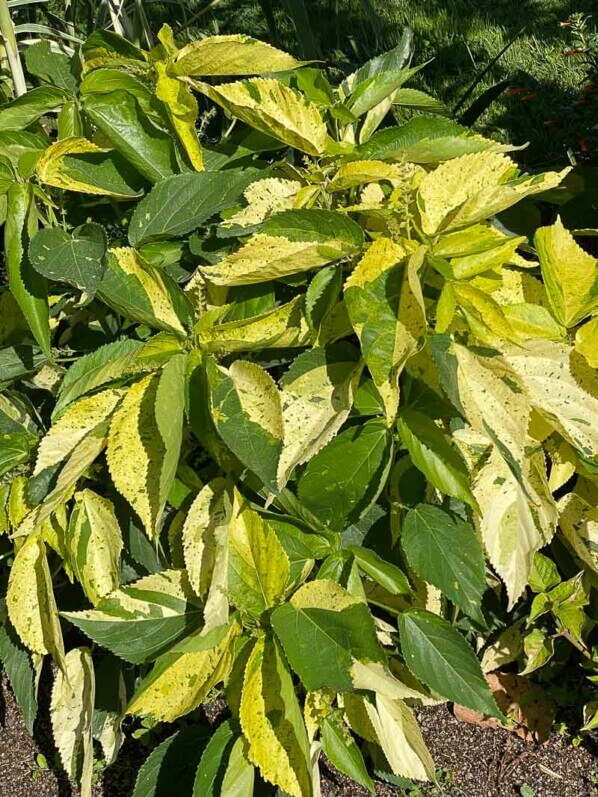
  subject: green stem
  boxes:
[0,0,26,97]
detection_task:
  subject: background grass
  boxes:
[170,0,597,166]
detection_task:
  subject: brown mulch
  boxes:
[0,678,596,797]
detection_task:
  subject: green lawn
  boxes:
[192,0,596,165]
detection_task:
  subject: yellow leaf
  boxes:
[196,295,309,353]
[174,34,302,76]
[558,493,598,584]
[7,534,65,666]
[228,489,290,617]
[328,160,407,192]
[127,620,239,722]
[453,282,520,345]
[221,178,301,232]
[240,635,312,797]
[575,316,598,368]
[197,78,327,155]
[34,389,124,474]
[50,647,94,797]
[535,217,598,327]
[155,63,203,170]
[68,490,123,605]
[417,151,568,235]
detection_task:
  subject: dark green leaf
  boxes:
[297,418,392,531]
[133,726,210,797]
[0,622,37,734]
[193,719,238,797]
[402,504,486,621]
[25,41,77,91]
[349,546,412,596]
[398,610,502,719]
[0,87,66,131]
[321,717,375,794]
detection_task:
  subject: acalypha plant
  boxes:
[0,23,596,797]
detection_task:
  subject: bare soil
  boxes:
[0,678,595,797]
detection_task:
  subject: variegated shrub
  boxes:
[0,24,597,797]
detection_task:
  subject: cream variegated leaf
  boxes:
[417,151,568,235]
[473,446,556,607]
[277,345,363,487]
[328,160,408,192]
[182,478,231,632]
[558,493,598,583]
[50,647,95,797]
[7,533,65,667]
[240,635,313,797]
[68,490,123,605]
[197,78,327,156]
[575,316,598,368]
[34,388,124,475]
[535,217,598,327]
[221,178,301,232]
[127,619,240,722]
[503,340,598,461]
[363,693,435,782]
[173,34,302,76]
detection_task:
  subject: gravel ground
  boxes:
[0,679,595,797]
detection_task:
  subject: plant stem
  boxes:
[0,0,26,97]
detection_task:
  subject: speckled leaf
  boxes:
[344,238,416,423]
[50,647,94,797]
[202,209,363,285]
[240,635,312,797]
[67,490,123,605]
[155,63,203,171]
[277,343,362,487]
[127,619,240,722]
[7,534,65,665]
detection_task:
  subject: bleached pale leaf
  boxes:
[174,35,302,76]
[221,178,301,232]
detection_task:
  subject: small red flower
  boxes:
[560,21,573,28]
[505,86,527,96]
[564,48,581,56]
[520,92,538,101]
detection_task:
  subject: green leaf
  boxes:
[202,209,363,286]
[0,345,47,382]
[0,432,30,476]
[397,408,475,507]
[24,41,77,91]
[0,621,37,734]
[321,717,375,794]
[240,635,312,797]
[357,116,504,163]
[5,183,50,357]
[207,359,283,492]
[349,546,412,596]
[82,90,181,183]
[128,170,259,246]
[0,86,66,131]
[193,719,238,797]
[62,570,202,664]
[29,223,107,294]
[106,354,186,541]
[127,620,239,721]
[347,64,424,117]
[227,490,290,618]
[398,609,502,719]
[133,726,211,797]
[297,418,392,531]
[271,579,384,691]
[402,504,486,622]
